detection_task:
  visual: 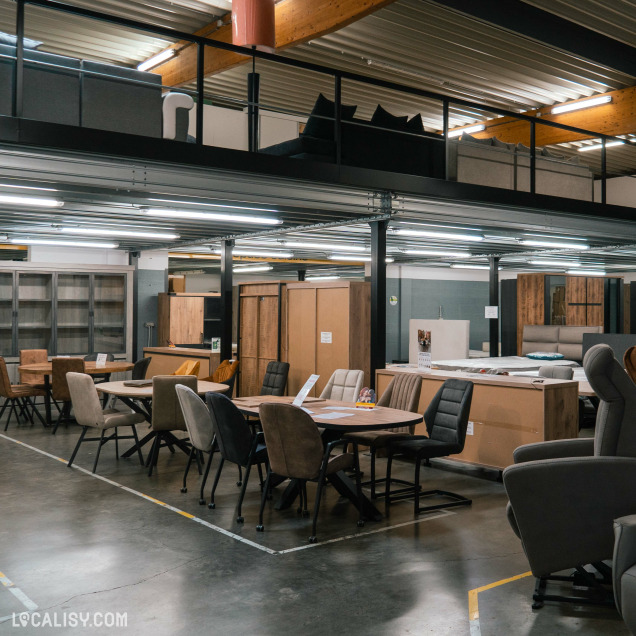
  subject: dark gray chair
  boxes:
[385,379,474,515]
[504,344,636,609]
[614,515,636,634]
[260,361,290,396]
[205,392,268,523]
[132,357,152,380]
[83,353,114,383]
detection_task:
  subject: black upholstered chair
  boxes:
[205,392,268,523]
[132,356,152,380]
[385,379,474,515]
[260,361,290,396]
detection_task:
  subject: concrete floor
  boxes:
[0,415,628,635]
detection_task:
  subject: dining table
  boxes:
[18,360,135,426]
[233,395,424,521]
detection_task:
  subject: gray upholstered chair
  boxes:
[132,357,152,380]
[385,379,474,515]
[66,372,146,473]
[260,361,290,396]
[320,369,364,402]
[257,402,364,543]
[147,375,198,476]
[176,384,217,505]
[538,365,574,380]
[614,515,636,634]
[343,373,422,499]
[504,344,636,608]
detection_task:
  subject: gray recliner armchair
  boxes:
[614,515,636,634]
[504,344,636,608]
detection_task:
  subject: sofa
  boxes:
[0,42,192,140]
[521,325,604,362]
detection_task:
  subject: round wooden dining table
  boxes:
[18,360,135,425]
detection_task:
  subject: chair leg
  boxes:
[256,466,272,532]
[131,425,144,466]
[148,433,162,477]
[26,397,46,427]
[52,403,69,435]
[208,457,225,509]
[67,427,88,467]
[114,428,119,459]
[236,461,254,523]
[3,399,16,431]
[237,465,243,487]
[92,429,106,474]
[385,452,394,516]
[20,398,34,425]
[414,457,422,514]
[369,447,377,499]
[0,397,9,422]
[181,447,196,493]
[199,449,215,505]
[310,472,328,544]
[352,444,365,529]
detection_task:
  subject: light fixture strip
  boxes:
[520,240,590,250]
[447,124,486,139]
[61,227,179,240]
[0,194,62,208]
[394,228,484,242]
[148,199,278,213]
[578,140,625,152]
[146,209,281,226]
[137,48,175,72]
[11,238,118,249]
[551,95,612,115]
[213,248,293,258]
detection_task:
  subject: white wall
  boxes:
[138,250,169,270]
[29,246,128,265]
[594,176,636,206]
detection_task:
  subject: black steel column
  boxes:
[442,99,449,180]
[370,220,387,390]
[601,138,607,204]
[530,121,536,194]
[297,269,306,281]
[13,0,25,118]
[247,70,260,152]
[220,239,234,361]
[195,42,204,145]
[489,256,500,357]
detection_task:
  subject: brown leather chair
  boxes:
[624,346,636,385]
[147,375,198,476]
[0,356,46,430]
[19,349,48,389]
[51,357,85,434]
[203,359,240,398]
[343,373,423,499]
[257,402,364,543]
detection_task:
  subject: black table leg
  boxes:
[328,471,382,522]
[43,376,52,427]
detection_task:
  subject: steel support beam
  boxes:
[247,71,260,153]
[220,239,234,361]
[489,256,500,358]
[370,218,388,391]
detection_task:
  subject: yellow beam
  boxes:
[169,253,364,265]
[155,0,398,87]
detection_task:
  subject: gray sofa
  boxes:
[521,324,603,362]
[0,43,191,139]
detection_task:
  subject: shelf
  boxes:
[58,325,89,329]
[94,299,124,303]
[94,325,124,329]
[58,299,89,303]
[18,298,51,302]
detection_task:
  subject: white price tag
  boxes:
[320,332,332,344]
[467,421,474,436]
[292,374,320,407]
[95,353,108,367]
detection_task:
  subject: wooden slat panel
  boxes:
[287,287,316,395]
[586,277,605,326]
[566,276,587,325]
[240,356,259,397]
[349,282,371,387]
[516,274,545,354]
[239,296,258,358]
[258,295,279,360]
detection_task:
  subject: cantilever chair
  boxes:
[0,356,46,430]
[51,357,85,434]
[344,372,422,499]
[257,402,364,543]
[385,379,474,515]
[504,344,636,609]
[320,369,364,402]
[66,372,146,473]
[613,515,636,634]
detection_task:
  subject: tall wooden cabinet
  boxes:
[157,293,221,346]
[286,281,370,397]
[237,281,288,396]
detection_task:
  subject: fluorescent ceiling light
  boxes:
[148,198,278,213]
[282,241,367,252]
[12,238,118,249]
[404,249,471,257]
[578,140,626,152]
[137,48,175,72]
[146,209,281,225]
[394,228,484,242]
[0,234,8,241]
[521,240,589,250]
[213,248,293,258]
[568,269,606,276]
[529,260,582,267]
[306,276,340,281]
[329,255,394,263]
[551,95,612,115]
[0,194,62,208]
[61,227,179,240]
[450,264,502,270]
[233,265,273,273]
[448,124,485,138]
[0,184,57,192]
[170,253,218,260]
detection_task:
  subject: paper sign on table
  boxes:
[292,374,320,407]
[318,412,354,420]
[95,353,108,367]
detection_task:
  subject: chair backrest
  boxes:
[424,379,474,451]
[538,365,574,380]
[261,361,290,396]
[83,353,115,362]
[584,344,636,457]
[212,359,239,383]
[205,392,254,465]
[172,360,200,376]
[152,375,197,432]
[624,346,636,385]
[319,369,364,402]
[175,384,215,452]
[19,349,47,384]
[66,372,105,428]
[0,357,13,398]
[259,402,324,481]
[51,358,85,401]
[132,356,152,380]
[377,373,422,434]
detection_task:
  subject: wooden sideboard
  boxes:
[377,367,579,470]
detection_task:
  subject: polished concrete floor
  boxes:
[0,414,628,635]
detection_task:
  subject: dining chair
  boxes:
[66,372,146,473]
[132,356,152,380]
[172,360,200,376]
[320,369,364,402]
[51,357,86,434]
[205,392,268,522]
[0,356,46,430]
[343,372,422,499]
[147,375,198,476]
[385,379,474,515]
[83,352,114,383]
[257,402,364,543]
[203,359,240,397]
[19,349,48,389]
[260,361,290,396]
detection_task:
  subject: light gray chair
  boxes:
[66,372,146,473]
[538,365,574,380]
[504,344,636,609]
[320,369,364,402]
[614,515,636,634]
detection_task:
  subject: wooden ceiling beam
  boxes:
[156,0,398,88]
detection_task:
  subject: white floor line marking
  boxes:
[1,434,455,556]
[0,571,38,624]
